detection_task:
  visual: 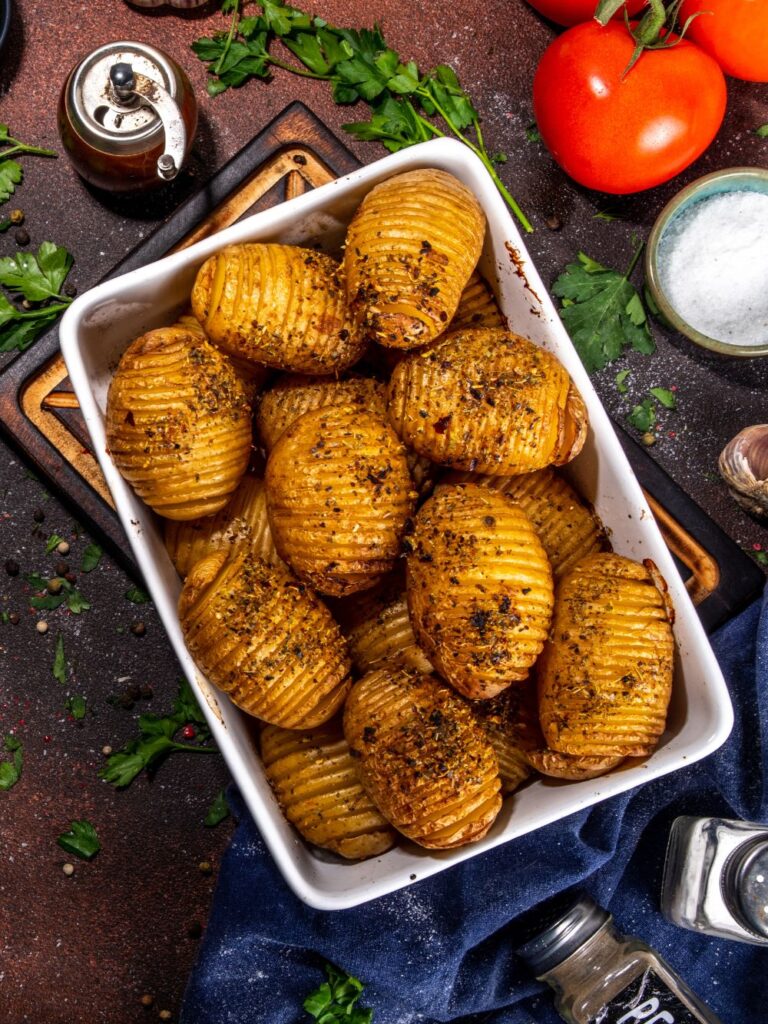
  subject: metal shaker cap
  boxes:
[515,891,611,976]
[723,836,768,940]
[63,41,187,178]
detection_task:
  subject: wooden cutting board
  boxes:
[0,101,762,633]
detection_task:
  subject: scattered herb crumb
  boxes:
[124,585,150,605]
[204,789,230,828]
[57,819,100,860]
[303,964,373,1024]
[627,398,657,434]
[753,550,768,568]
[45,532,66,554]
[525,123,541,143]
[755,124,768,138]
[0,735,23,791]
[53,633,67,684]
[649,386,677,410]
[594,209,618,222]
[65,695,87,720]
[80,543,102,573]
[615,369,630,394]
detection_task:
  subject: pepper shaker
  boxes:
[58,41,197,192]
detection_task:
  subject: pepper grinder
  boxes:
[58,41,197,192]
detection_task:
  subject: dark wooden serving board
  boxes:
[0,101,762,633]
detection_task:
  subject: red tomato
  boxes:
[526,0,645,27]
[533,21,727,194]
[680,0,768,81]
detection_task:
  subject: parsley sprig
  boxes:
[57,819,100,860]
[100,679,216,788]
[303,964,373,1024]
[0,735,23,791]
[0,124,57,210]
[27,572,90,614]
[193,1,531,232]
[0,241,75,353]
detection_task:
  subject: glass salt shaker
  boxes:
[661,815,768,947]
[515,892,721,1024]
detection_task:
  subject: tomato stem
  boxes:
[595,0,701,76]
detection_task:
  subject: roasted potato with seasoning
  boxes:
[179,549,351,729]
[471,682,541,794]
[174,312,270,397]
[344,666,502,849]
[524,748,625,782]
[164,473,280,578]
[450,270,505,331]
[387,327,588,474]
[106,325,251,520]
[345,588,433,677]
[406,483,554,699]
[191,243,365,374]
[446,467,608,579]
[537,553,675,759]
[257,372,437,496]
[345,168,485,350]
[260,721,398,859]
[265,404,417,596]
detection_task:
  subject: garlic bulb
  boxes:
[718,425,768,518]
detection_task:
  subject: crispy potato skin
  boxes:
[191,243,365,374]
[446,467,608,579]
[345,169,485,350]
[450,271,505,332]
[106,326,251,520]
[343,667,502,848]
[471,682,541,794]
[537,553,675,758]
[260,721,397,859]
[164,474,281,578]
[265,404,417,596]
[407,484,554,699]
[387,327,588,474]
[524,748,625,781]
[179,549,351,728]
[174,312,270,397]
[346,589,434,676]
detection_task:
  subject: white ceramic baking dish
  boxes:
[59,138,733,910]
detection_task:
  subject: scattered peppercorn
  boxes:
[159,1011,172,1021]
[140,993,154,1008]
[8,612,19,625]
[198,860,212,876]
[21,299,32,310]
[9,209,24,225]
[63,282,77,298]
[641,432,657,447]
[47,578,63,595]
[55,560,69,576]
[14,228,30,246]
[5,558,19,576]
[56,540,70,556]
[64,572,77,585]
[545,214,563,231]
[101,745,113,756]
[32,508,45,523]
[36,620,48,634]
[140,684,154,700]
[62,862,75,876]
[130,621,146,637]
[127,684,142,702]
[187,920,203,939]
[180,724,196,740]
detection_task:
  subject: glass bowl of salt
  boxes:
[646,167,768,357]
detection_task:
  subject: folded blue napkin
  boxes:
[182,586,767,1024]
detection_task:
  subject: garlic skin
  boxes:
[718,425,768,518]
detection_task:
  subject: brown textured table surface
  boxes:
[0,2,766,1022]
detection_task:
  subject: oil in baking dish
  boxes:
[515,892,721,1023]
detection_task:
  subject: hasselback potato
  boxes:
[345,168,485,350]
[387,327,588,474]
[345,588,433,676]
[174,312,269,397]
[191,243,365,374]
[179,549,351,728]
[471,682,540,794]
[537,553,675,758]
[450,271,505,331]
[106,325,251,520]
[164,473,280,578]
[446,467,607,579]
[406,483,554,699]
[344,666,502,848]
[524,747,625,781]
[260,721,397,859]
[265,404,417,596]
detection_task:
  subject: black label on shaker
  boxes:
[588,968,704,1024]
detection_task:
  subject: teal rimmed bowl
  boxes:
[645,167,768,358]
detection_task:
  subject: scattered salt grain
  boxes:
[657,190,768,347]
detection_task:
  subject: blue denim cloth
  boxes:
[182,587,767,1024]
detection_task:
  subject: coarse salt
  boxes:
[657,190,768,347]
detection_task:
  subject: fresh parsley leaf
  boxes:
[65,695,87,720]
[627,398,657,434]
[65,589,90,614]
[100,679,215,789]
[0,735,23,791]
[30,592,66,611]
[303,964,373,1024]
[80,543,102,573]
[525,123,541,143]
[756,124,768,138]
[57,819,100,860]
[615,369,630,394]
[649,386,676,409]
[204,789,230,827]
[754,550,768,567]
[0,241,73,353]
[53,633,67,684]
[0,160,22,204]
[552,244,655,373]
[124,585,150,605]
[45,532,66,554]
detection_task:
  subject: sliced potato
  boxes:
[191,243,365,374]
[345,168,485,350]
[345,587,433,676]
[387,327,587,474]
[537,553,675,758]
[175,312,269,396]
[471,682,541,794]
[260,721,397,859]
[105,325,251,520]
[524,748,625,781]
[344,666,502,849]
[450,271,505,331]
[164,474,280,578]
[179,549,351,729]
[407,483,554,699]
[266,404,417,596]
[445,467,607,579]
